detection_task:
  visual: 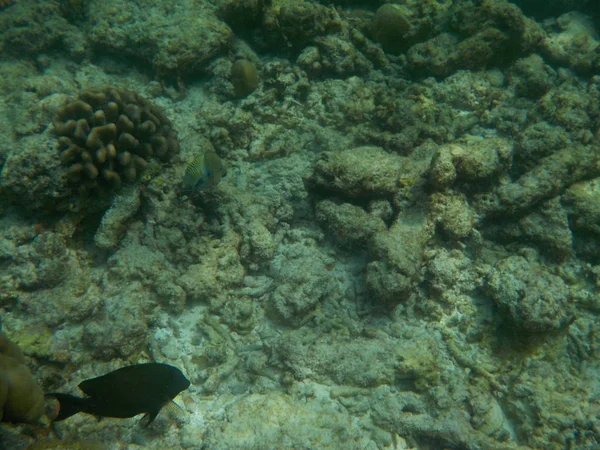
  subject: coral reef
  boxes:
[54,86,179,193]
[2,0,600,448]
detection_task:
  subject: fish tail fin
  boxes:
[46,393,86,421]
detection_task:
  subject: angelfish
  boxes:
[183,145,225,192]
[46,363,190,426]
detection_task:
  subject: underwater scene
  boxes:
[1,0,600,449]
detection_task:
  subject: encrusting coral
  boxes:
[54,86,179,192]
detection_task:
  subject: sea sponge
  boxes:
[54,87,179,192]
[0,331,45,423]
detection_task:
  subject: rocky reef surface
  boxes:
[1,0,600,449]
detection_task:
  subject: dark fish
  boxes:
[46,363,190,426]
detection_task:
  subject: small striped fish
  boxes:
[182,147,225,192]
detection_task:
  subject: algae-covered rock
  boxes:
[541,11,600,74]
[297,36,372,77]
[81,294,149,360]
[267,230,340,324]
[263,0,339,50]
[0,225,84,314]
[425,248,479,298]
[429,137,510,190]
[485,254,574,332]
[535,81,593,132]
[0,1,86,58]
[407,0,543,77]
[0,133,69,214]
[367,211,433,304]
[507,54,557,99]
[315,200,386,249]
[87,1,232,77]
[104,242,186,313]
[488,196,573,259]
[429,191,475,240]
[406,32,460,78]
[563,177,600,262]
[563,177,600,235]
[474,144,600,216]
[306,146,415,199]
[513,121,569,174]
[179,233,245,304]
